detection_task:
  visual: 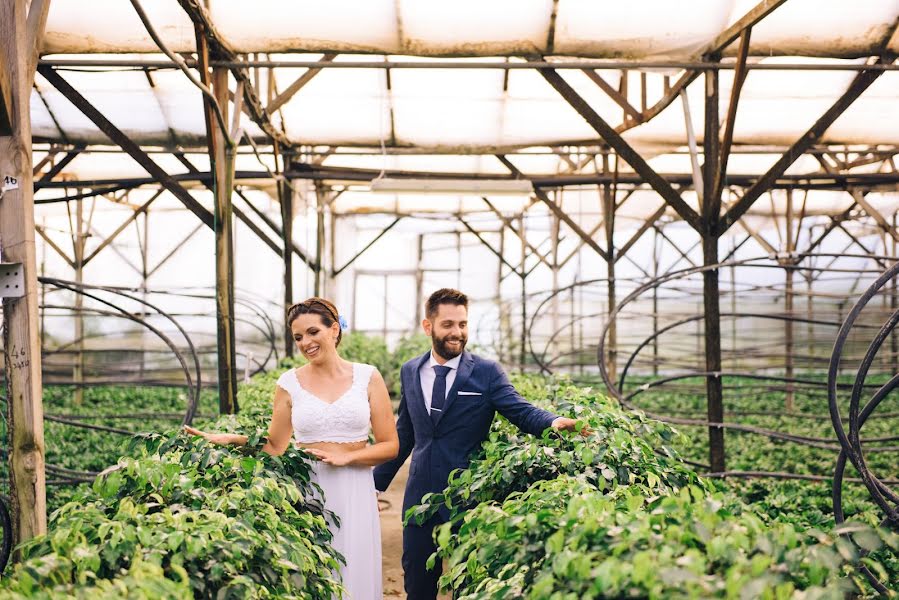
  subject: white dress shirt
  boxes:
[419,351,461,412]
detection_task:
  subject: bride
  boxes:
[185,297,399,599]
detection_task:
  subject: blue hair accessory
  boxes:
[338,315,348,330]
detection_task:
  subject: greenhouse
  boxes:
[1,0,898,597]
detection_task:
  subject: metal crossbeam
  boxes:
[38,66,215,229]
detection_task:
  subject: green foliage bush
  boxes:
[418,375,896,598]
[3,385,343,597]
[5,330,432,597]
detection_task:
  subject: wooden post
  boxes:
[892,215,898,372]
[519,216,527,370]
[702,66,726,473]
[652,227,660,376]
[314,185,325,297]
[414,234,424,329]
[550,213,560,361]
[783,189,795,411]
[280,154,294,358]
[73,195,85,405]
[210,66,237,413]
[0,0,49,546]
[603,179,617,383]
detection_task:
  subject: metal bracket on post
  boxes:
[0,262,24,299]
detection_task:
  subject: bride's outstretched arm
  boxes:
[184,388,294,456]
[307,369,400,467]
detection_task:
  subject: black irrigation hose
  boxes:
[704,471,899,485]
[825,261,899,594]
[39,277,203,424]
[44,414,135,436]
[617,313,878,393]
[554,254,899,590]
[38,300,197,423]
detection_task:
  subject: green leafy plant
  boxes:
[416,374,897,598]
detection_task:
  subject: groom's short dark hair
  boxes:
[426,288,468,319]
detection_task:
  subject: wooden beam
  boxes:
[0,0,47,547]
[332,217,403,277]
[82,189,165,266]
[581,69,642,123]
[35,225,75,268]
[233,187,317,269]
[458,219,522,277]
[37,66,215,229]
[538,68,703,232]
[497,155,608,261]
[714,28,752,202]
[614,204,667,261]
[849,188,899,243]
[37,144,85,182]
[481,197,553,269]
[706,0,790,55]
[267,53,336,113]
[719,60,888,234]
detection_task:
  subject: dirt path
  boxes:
[379,460,450,600]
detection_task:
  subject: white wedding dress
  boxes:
[277,362,383,600]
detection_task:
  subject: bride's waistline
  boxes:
[294,439,367,453]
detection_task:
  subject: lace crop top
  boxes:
[276,362,375,444]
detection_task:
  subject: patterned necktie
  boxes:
[430,365,451,423]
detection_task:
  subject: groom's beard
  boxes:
[432,332,467,360]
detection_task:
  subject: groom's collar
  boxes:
[427,350,462,371]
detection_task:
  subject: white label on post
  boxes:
[1,175,19,192]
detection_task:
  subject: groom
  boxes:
[373,288,578,599]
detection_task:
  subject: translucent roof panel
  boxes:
[41,0,899,58]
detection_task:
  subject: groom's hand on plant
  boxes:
[551,417,590,436]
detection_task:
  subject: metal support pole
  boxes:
[519,216,527,370]
[314,185,325,296]
[702,66,726,473]
[139,209,149,379]
[892,215,898,372]
[279,156,294,358]
[603,181,617,383]
[652,227,660,376]
[73,195,85,404]
[730,233,737,370]
[550,212,561,362]
[415,234,424,329]
[783,189,795,410]
[497,227,507,362]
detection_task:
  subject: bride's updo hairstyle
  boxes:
[287,297,343,347]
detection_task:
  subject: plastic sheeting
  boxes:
[41,0,899,58]
[27,0,899,223]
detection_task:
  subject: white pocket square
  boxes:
[457,391,482,396]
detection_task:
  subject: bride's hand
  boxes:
[183,425,241,446]
[305,448,351,467]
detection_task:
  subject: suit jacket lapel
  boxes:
[407,351,433,430]
[434,351,474,428]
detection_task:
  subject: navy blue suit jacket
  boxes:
[373,350,557,522]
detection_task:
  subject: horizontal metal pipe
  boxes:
[38,58,899,71]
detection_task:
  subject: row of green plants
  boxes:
[2,399,342,597]
[620,375,899,592]
[1,332,431,597]
[413,375,899,598]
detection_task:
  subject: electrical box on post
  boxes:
[0,263,24,299]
